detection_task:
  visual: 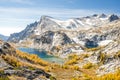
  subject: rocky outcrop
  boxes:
[1,67,51,80]
[0,40,16,55]
[34,31,72,45]
[32,31,72,56]
[0,40,53,80]
[101,41,120,54]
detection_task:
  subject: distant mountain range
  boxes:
[0,34,8,41]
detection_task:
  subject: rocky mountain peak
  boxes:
[98,13,107,18]
[26,21,38,29]
[109,14,119,22]
[92,14,98,17]
[90,13,107,18]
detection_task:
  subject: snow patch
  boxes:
[100,18,108,20]
[98,40,113,46]
[34,30,40,35]
[73,38,85,45]
[86,19,93,25]
[76,20,85,26]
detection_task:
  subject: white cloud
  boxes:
[0,26,24,36]
[67,0,75,4]
[0,0,34,5]
[0,7,111,19]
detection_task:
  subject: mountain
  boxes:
[8,14,119,42]
[6,14,120,79]
[8,14,120,53]
[0,34,8,41]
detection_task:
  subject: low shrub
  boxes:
[82,62,93,69]
[0,77,9,80]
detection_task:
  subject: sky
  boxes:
[0,0,120,36]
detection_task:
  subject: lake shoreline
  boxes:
[18,47,65,64]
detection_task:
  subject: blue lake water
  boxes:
[19,47,64,64]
